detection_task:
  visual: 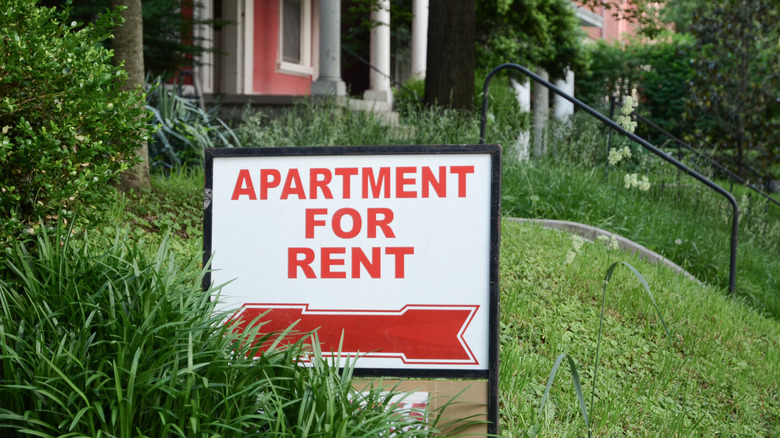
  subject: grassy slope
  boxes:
[111,174,779,436]
[499,220,779,436]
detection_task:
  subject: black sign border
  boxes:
[204,144,501,434]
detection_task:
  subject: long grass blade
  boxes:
[590,261,673,421]
[531,353,590,437]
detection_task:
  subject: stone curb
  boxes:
[507,218,701,284]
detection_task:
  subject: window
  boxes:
[282,0,301,63]
[278,0,312,76]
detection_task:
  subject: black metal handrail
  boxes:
[631,112,780,209]
[479,63,739,294]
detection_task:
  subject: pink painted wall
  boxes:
[253,0,312,95]
[581,3,639,43]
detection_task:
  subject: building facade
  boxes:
[190,1,636,109]
[193,0,428,110]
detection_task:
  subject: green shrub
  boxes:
[477,72,530,147]
[394,77,426,117]
[395,73,528,145]
[0,230,437,437]
[0,0,148,246]
[574,35,695,144]
[237,86,523,151]
[0,230,282,436]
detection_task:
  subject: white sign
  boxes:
[205,147,499,372]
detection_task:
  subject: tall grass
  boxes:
[237,97,486,148]
[237,77,525,149]
[0,229,438,437]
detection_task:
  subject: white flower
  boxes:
[624,173,638,189]
[675,239,682,245]
[597,234,619,250]
[609,146,632,166]
[566,235,587,264]
[617,117,638,133]
[608,148,622,165]
[624,173,650,191]
[617,95,639,133]
[639,175,651,191]
[620,96,637,116]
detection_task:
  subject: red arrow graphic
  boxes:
[230,304,479,365]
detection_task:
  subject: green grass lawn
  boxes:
[101,172,779,436]
[499,220,778,436]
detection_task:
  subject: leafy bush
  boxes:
[0,1,148,245]
[574,35,695,143]
[477,71,530,146]
[395,73,528,142]
[394,77,426,117]
[146,75,238,172]
[0,230,436,437]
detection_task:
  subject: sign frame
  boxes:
[203,144,500,434]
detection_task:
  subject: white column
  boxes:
[364,0,392,103]
[511,78,531,162]
[242,0,254,94]
[511,79,531,112]
[532,68,549,157]
[553,69,575,120]
[312,0,346,95]
[411,0,428,78]
[219,1,243,94]
[194,0,213,95]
